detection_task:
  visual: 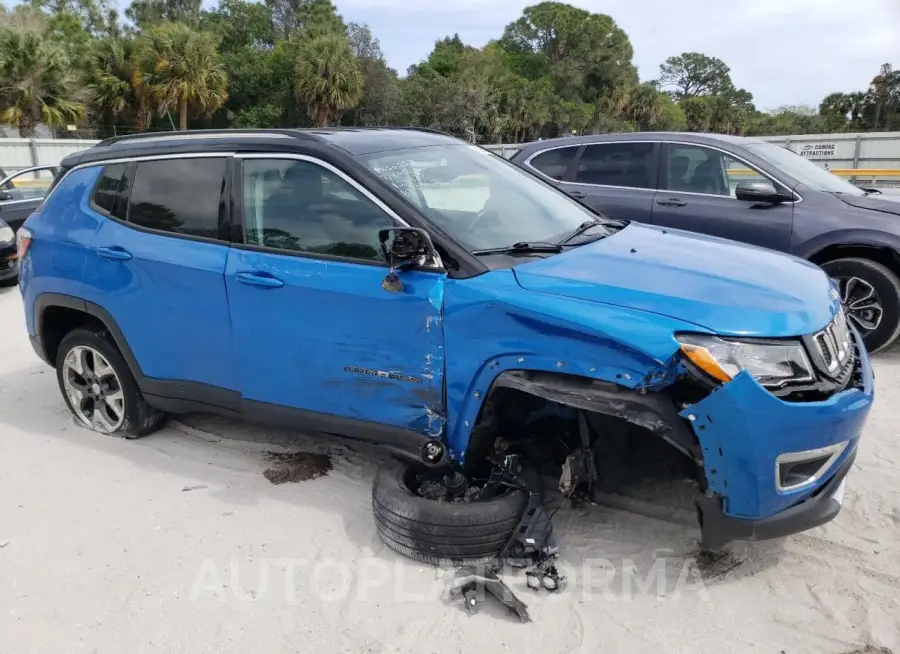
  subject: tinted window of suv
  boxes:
[575,142,655,189]
[529,146,579,181]
[127,158,227,240]
[241,158,395,261]
[92,164,126,217]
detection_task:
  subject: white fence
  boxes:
[2,131,900,181]
[0,138,102,173]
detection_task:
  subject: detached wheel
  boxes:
[372,460,528,566]
[821,258,900,353]
[56,328,167,438]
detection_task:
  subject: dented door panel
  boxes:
[226,248,446,435]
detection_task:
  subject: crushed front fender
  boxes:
[683,336,874,522]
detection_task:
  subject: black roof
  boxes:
[61,127,463,168]
[515,131,768,154]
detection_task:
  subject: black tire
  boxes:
[372,460,528,566]
[55,327,167,438]
[821,257,900,353]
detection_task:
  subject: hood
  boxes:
[513,223,838,338]
[837,192,900,216]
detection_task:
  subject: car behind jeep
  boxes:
[17,128,872,562]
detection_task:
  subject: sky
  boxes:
[336,0,899,111]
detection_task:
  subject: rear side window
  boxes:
[92,164,126,217]
[127,158,227,240]
[528,146,579,181]
[575,142,656,189]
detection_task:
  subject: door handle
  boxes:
[235,271,284,289]
[568,190,587,199]
[96,246,133,261]
[656,198,687,207]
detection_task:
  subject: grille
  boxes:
[812,310,851,374]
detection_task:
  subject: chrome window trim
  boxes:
[522,143,583,183]
[523,139,804,204]
[775,440,848,493]
[40,152,236,209]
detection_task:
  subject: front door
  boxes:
[226,154,446,439]
[558,141,659,222]
[650,143,795,252]
[0,165,59,231]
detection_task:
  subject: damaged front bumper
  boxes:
[685,331,874,550]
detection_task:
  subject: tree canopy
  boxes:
[0,0,896,140]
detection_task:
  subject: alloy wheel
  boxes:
[62,345,126,433]
[834,275,884,334]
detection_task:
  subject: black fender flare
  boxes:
[33,292,144,380]
[485,370,701,460]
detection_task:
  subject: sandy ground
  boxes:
[1,285,898,654]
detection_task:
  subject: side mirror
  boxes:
[378,227,436,269]
[0,191,11,202]
[735,180,792,204]
[378,227,439,293]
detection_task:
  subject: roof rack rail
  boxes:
[94,128,311,148]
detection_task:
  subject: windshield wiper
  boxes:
[557,220,611,245]
[472,241,563,256]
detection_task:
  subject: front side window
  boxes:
[661,145,772,197]
[127,158,227,240]
[0,166,58,202]
[745,142,864,196]
[528,146,580,181]
[241,158,396,262]
[575,143,655,189]
[363,144,607,252]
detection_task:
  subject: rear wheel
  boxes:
[56,328,167,438]
[372,460,528,566]
[821,257,900,353]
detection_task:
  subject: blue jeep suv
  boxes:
[18,128,872,560]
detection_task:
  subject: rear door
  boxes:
[557,142,659,222]
[80,155,237,395]
[650,143,794,251]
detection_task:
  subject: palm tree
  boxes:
[84,38,151,133]
[0,29,85,137]
[293,33,363,127]
[135,22,228,131]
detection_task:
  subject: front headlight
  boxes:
[676,334,814,388]
[0,221,13,245]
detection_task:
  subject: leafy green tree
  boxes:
[658,52,732,100]
[126,0,201,29]
[293,32,362,126]
[0,28,85,136]
[500,2,636,104]
[83,37,150,133]
[135,21,228,130]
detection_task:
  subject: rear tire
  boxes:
[372,460,528,566]
[821,257,900,353]
[55,327,167,438]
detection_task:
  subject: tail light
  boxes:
[15,227,33,260]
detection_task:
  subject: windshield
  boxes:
[745,142,865,196]
[361,144,608,251]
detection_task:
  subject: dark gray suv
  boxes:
[511,132,900,352]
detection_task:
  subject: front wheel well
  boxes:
[808,244,900,279]
[40,306,106,366]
